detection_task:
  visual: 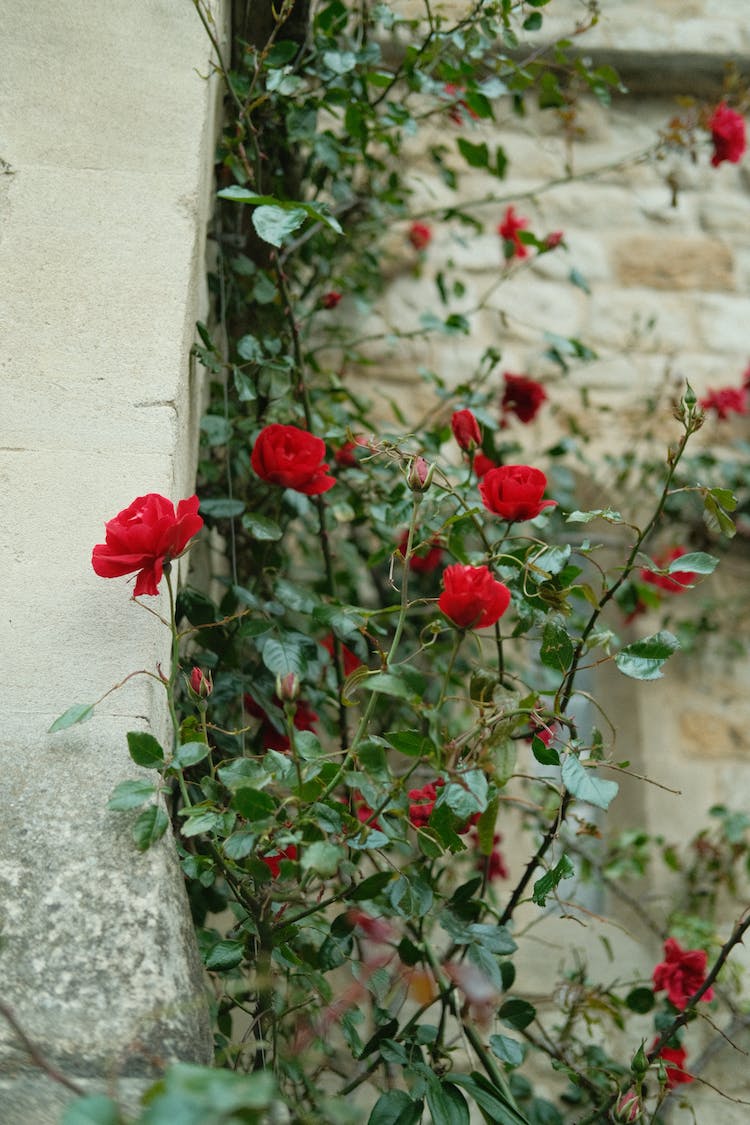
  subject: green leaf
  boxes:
[367,1090,423,1125]
[568,267,591,294]
[199,497,246,519]
[204,939,244,971]
[457,138,489,169]
[566,508,622,524]
[252,204,306,247]
[261,637,305,677]
[614,630,679,681]
[222,831,256,860]
[173,741,211,769]
[126,731,165,769]
[561,755,619,810]
[523,11,543,29]
[540,621,574,673]
[489,1034,525,1068]
[427,1081,470,1125]
[359,672,415,701]
[350,871,395,902]
[61,1095,121,1125]
[668,551,719,575]
[626,986,655,1014]
[499,998,536,1030]
[48,702,94,733]
[242,512,283,541]
[139,1063,275,1120]
[448,1073,530,1125]
[531,735,559,766]
[386,729,435,757]
[532,855,575,906]
[300,841,343,877]
[132,805,169,851]
[107,779,156,811]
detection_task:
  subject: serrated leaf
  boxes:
[107,779,156,811]
[173,741,211,769]
[132,805,169,851]
[242,512,283,541]
[489,1034,525,1069]
[61,1095,121,1125]
[668,551,718,575]
[204,939,244,971]
[532,855,575,906]
[126,731,165,769]
[540,621,574,673]
[561,755,619,810]
[48,702,95,733]
[614,630,679,680]
[252,204,306,247]
[300,841,342,877]
[261,637,305,677]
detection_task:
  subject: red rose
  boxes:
[699,385,748,419]
[321,291,342,308]
[497,205,530,260]
[472,451,498,478]
[245,693,319,752]
[709,102,746,167]
[438,564,511,630]
[91,493,203,598]
[408,221,432,251]
[398,531,443,574]
[650,1041,693,1088]
[334,440,361,468]
[251,423,335,495]
[501,373,548,424]
[479,465,556,523]
[451,409,482,451]
[652,937,714,1010]
[260,846,297,878]
[321,634,363,677]
[408,779,444,828]
[641,547,696,594]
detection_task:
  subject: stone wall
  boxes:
[0,2,226,1119]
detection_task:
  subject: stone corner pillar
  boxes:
[0,2,228,1118]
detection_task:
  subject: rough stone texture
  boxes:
[613,235,735,290]
[0,0,225,1115]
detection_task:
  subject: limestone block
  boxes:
[613,234,735,290]
[550,183,643,229]
[697,191,750,237]
[697,292,750,353]
[585,287,701,352]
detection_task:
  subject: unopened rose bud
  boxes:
[614,1089,642,1123]
[631,1042,649,1075]
[188,666,213,700]
[407,455,434,492]
[276,672,300,703]
[451,409,482,452]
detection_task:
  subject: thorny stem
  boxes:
[502,412,699,929]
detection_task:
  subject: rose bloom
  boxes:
[408,779,444,828]
[260,846,297,878]
[501,372,548,424]
[251,423,335,495]
[244,693,319,752]
[479,465,556,523]
[653,936,715,1010]
[650,1041,693,1088]
[321,634,363,677]
[438,564,511,630]
[334,440,362,468]
[709,102,746,167]
[320,290,342,308]
[497,205,530,260]
[408,221,432,251]
[91,493,203,598]
[700,385,748,419]
[398,531,443,574]
[472,451,498,479]
[451,408,482,451]
[641,547,696,594]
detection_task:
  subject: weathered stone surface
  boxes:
[613,235,735,290]
[0,0,224,1112]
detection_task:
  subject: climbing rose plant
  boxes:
[47,1,750,1123]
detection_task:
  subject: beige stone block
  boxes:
[679,708,750,759]
[697,293,750,353]
[585,287,700,351]
[551,183,643,228]
[613,235,734,290]
[698,192,750,238]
